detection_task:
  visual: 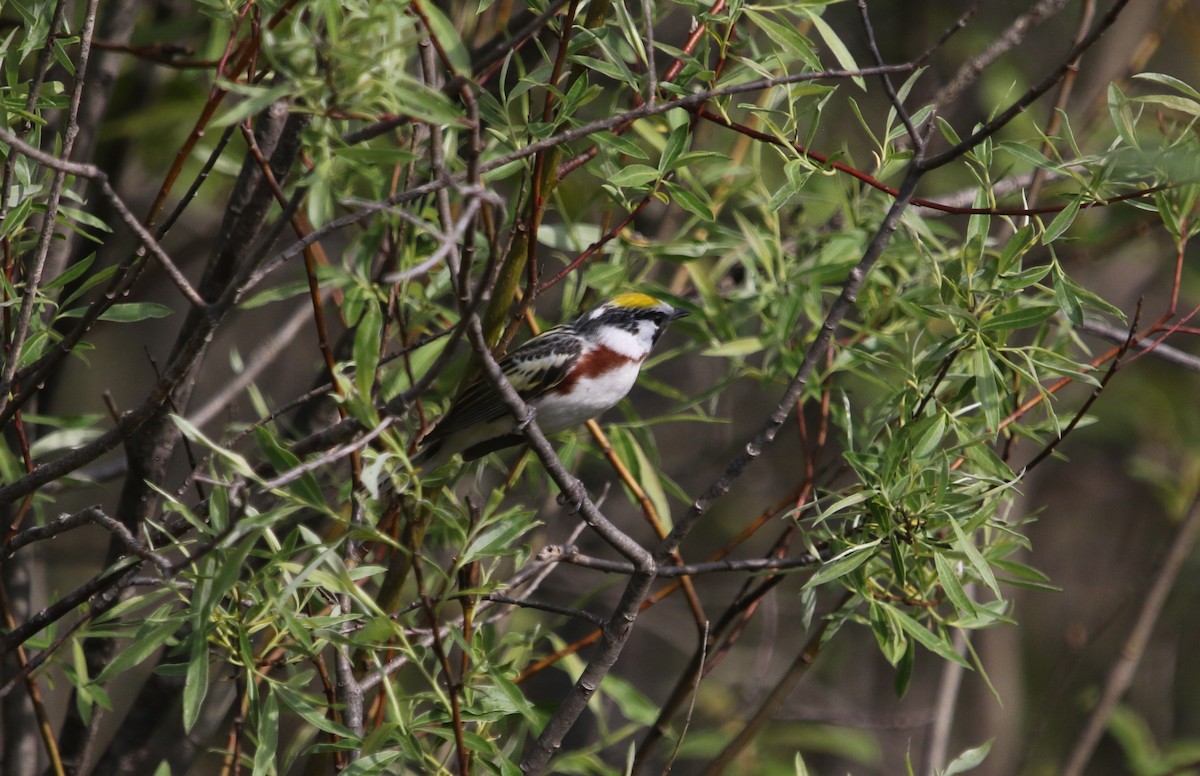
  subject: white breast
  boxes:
[532,358,642,433]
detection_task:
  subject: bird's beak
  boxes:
[670,307,689,321]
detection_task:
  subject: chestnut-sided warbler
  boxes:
[412,292,688,471]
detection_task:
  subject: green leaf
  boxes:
[667,184,713,219]
[466,513,535,562]
[805,539,880,588]
[353,299,382,398]
[419,4,470,74]
[182,635,209,733]
[61,264,118,307]
[43,253,95,290]
[93,612,179,684]
[911,413,947,459]
[816,490,875,523]
[628,435,673,532]
[660,122,690,172]
[1052,264,1084,326]
[1107,83,1139,149]
[894,639,915,698]
[991,559,1060,591]
[172,416,258,478]
[998,141,1053,170]
[1130,93,1200,117]
[210,81,293,129]
[341,753,406,775]
[274,683,356,738]
[595,131,650,159]
[1132,71,1200,100]
[971,343,1002,431]
[701,337,763,357]
[799,7,864,89]
[978,305,1057,332]
[942,739,993,775]
[253,688,280,775]
[886,606,971,667]
[58,302,174,322]
[742,10,820,71]
[607,164,661,188]
[1041,198,1081,243]
[934,552,977,618]
[947,517,1001,599]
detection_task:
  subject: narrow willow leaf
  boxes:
[1130,93,1200,117]
[700,337,762,357]
[805,539,880,588]
[1052,265,1084,325]
[800,8,864,89]
[1133,71,1200,100]
[65,302,174,322]
[1041,198,1081,243]
[607,164,660,188]
[43,253,95,290]
[93,616,179,684]
[971,344,1002,431]
[947,517,1001,599]
[353,299,382,398]
[182,636,209,733]
[979,305,1057,332]
[911,413,947,459]
[943,739,994,775]
[934,552,977,618]
[274,682,356,738]
[253,688,279,774]
[629,435,673,532]
[887,606,971,667]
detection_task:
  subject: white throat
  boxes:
[594,322,654,359]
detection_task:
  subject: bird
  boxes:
[411,292,689,472]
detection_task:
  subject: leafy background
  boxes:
[1,0,1199,774]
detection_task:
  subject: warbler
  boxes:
[412,292,689,471]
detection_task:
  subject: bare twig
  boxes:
[656,166,922,561]
[0,0,102,424]
[1079,318,1200,372]
[4,506,170,569]
[700,592,855,775]
[858,0,923,151]
[1060,492,1200,776]
[920,0,1133,171]
[931,0,1071,116]
[539,546,825,577]
[0,128,206,310]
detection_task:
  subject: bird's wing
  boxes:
[419,326,582,444]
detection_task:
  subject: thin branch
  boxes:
[540,546,825,577]
[1021,307,1139,474]
[919,0,1133,171]
[0,0,102,423]
[1079,318,1200,372]
[447,258,657,775]
[656,166,923,562]
[700,592,855,775]
[857,0,923,152]
[479,594,607,628]
[253,62,917,284]
[924,618,972,775]
[1060,492,1200,776]
[0,128,206,309]
[4,506,169,569]
[931,0,1071,116]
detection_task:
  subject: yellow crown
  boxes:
[608,292,662,309]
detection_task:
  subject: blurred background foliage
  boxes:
[1,0,1199,774]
